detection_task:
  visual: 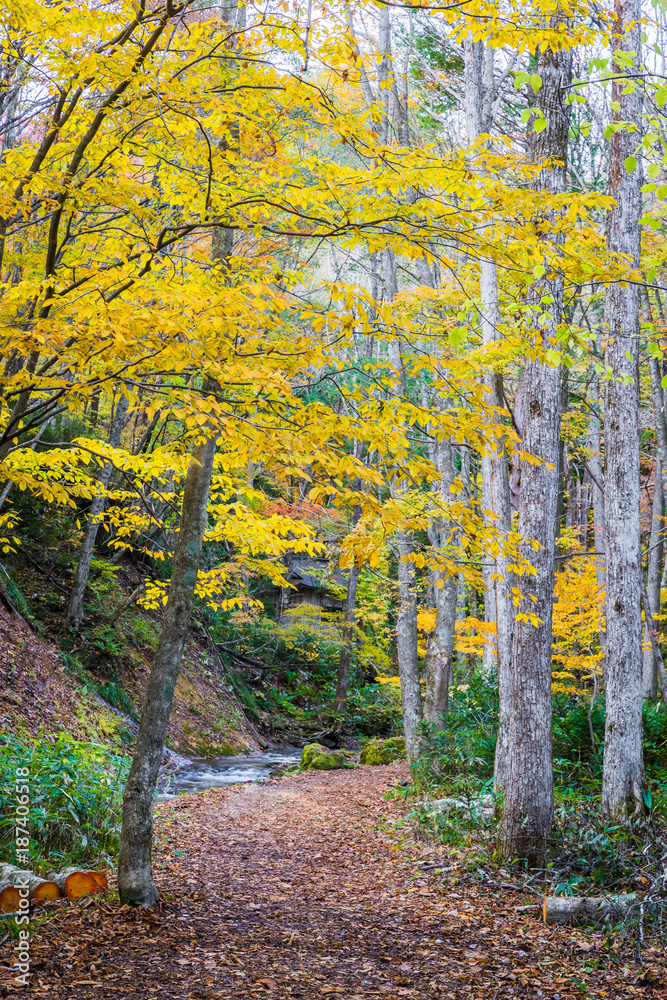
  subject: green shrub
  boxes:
[642,701,667,776]
[95,680,138,721]
[348,683,402,736]
[412,675,498,797]
[360,736,406,764]
[0,733,131,867]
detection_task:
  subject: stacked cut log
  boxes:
[51,867,106,898]
[0,863,107,913]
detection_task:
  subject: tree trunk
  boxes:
[641,581,667,708]
[643,454,663,699]
[463,34,513,792]
[333,562,360,718]
[333,490,362,718]
[424,562,456,725]
[117,431,218,906]
[396,530,422,758]
[68,393,130,628]
[587,372,607,668]
[497,36,571,866]
[649,357,667,499]
[601,0,646,823]
[424,436,457,726]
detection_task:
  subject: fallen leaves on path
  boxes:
[2,763,666,999]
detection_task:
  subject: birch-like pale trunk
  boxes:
[333,499,362,718]
[68,394,130,627]
[463,35,513,792]
[649,356,667,500]
[587,376,607,667]
[332,562,359,718]
[643,454,663,700]
[383,249,423,753]
[588,377,605,581]
[396,529,423,757]
[424,434,457,726]
[497,37,571,865]
[601,0,647,822]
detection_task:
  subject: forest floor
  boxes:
[2,763,666,999]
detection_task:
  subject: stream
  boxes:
[156,748,303,799]
[95,692,304,800]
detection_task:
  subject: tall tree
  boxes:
[601,0,647,821]
[118,427,218,905]
[463,36,514,791]
[396,525,423,757]
[424,430,458,725]
[498,33,572,864]
[332,496,362,720]
[118,0,239,904]
[644,454,663,700]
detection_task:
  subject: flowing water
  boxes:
[157,748,303,800]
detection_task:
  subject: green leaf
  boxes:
[533,263,546,279]
[655,85,667,108]
[534,117,547,134]
[520,108,531,124]
[449,326,467,347]
[529,73,542,93]
[624,155,637,173]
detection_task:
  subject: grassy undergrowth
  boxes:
[407,674,667,912]
[0,733,130,871]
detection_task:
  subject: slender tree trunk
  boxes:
[68,394,130,627]
[396,529,423,757]
[601,0,646,822]
[649,357,667,500]
[424,561,456,725]
[380,244,422,752]
[118,432,217,905]
[587,368,606,611]
[333,560,360,718]
[643,454,663,700]
[424,435,457,726]
[497,37,571,865]
[463,34,513,792]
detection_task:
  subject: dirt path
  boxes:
[3,764,665,999]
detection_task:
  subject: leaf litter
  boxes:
[1,762,665,999]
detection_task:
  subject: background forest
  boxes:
[2,0,667,923]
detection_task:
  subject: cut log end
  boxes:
[88,870,108,889]
[32,881,62,902]
[64,871,99,899]
[0,882,21,914]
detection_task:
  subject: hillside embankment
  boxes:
[0,592,260,756]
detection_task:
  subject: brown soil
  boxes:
[0,600,257,754]
[2,764,665,999]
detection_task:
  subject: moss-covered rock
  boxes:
[360,736,406,765]
[300,743,353,770]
